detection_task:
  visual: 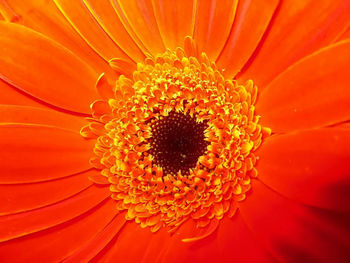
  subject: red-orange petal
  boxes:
[0,185,110,242]
[257,40,350,133]
[216,214,277,262]
[256,128,350,212]
[0,22,99,114]
[0,198,117,263]
[0,105,87,131]
[96,221,156,262]
[63,212,126,263]
[111,0,165,56]
[152,0,196,50]
[0,170,95,216]
[53,0,133,63]
[237,0,350,88]
[0,0,113,76]
[194,0,238,61]
[82,0,145,62]
[239,180,350,262]
[217,0,279,77]
[336,27,350,41]
[0,124,94,183]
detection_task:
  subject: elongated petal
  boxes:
[0,185,110,241]
[217,0,279,77]
[217,215,277,262]
[53,0,132,64]
[0,105,86,131]
[160,217,275,263]
[96,221,159,262]
[82,0,145,62]
[239,180,350,262]
[238,0,350,88]
[0,22,99,114]
[63,212,126,263]
[0,198,117,263]
[111,0,165,56]
[256,128,350,212]
[336,27,350,41]
[257,40,350,132]
[0,0,112,75]
[0,125,94,183]
[152,0,195,50]
[194,0,238,61]
[0,170,95,215]
[0,80,45,108]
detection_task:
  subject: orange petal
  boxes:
[95,221,156,262]
[194,0,238,61]
[82,0,145,62]
[63,212,126,263]
[0,0,113,76]
[53,0,133,63]
[0,79,46,108]
[0,105,87,131]
[159,219,221,263]
[257,40,350,133]
[0,198,117,262]
[217,0,279,77]
[336,26,350,41]
[152,0,196,50]
[109,57,136,78]
[111,0,165,56]
[0,22,99,114]
[95,73,115,101]
[0,185,110,242]
[217,215,277,262]
[256,128,350,212]
[238,0,350,88]
[0,170,94,216]
[0,124,94,183]
[239,180,350,262]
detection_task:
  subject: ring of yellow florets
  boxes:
[82,48,270,232]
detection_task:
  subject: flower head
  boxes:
[0,0,350,262]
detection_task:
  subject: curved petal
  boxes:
[53,0,133,64]
[237,0,350,88]
[336,27,350,41]
[63,212,126,263]
[82,0,145,62]
[0,124,94,184]
[96,221,163,262]
[0,80,45,108]
[152,0,196,50]
[256,128,350,212]
[0,22,99,114]
[257,40,350,133]
[0,185,110,242]
[239,180,350,262]
[216,0,279,77]
[111,0,165,56]
[161,217,276,263]
[0,105,87,131]
[193,0,238,61]
[0,170,95,215]
[216,214,277,262]
[0,198,117,263]
[0,0,113,76]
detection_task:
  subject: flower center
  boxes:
[148,111,209,176]
[81,43,271,234]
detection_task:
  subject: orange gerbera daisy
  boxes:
[0,0,350,262]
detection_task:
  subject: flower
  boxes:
[0,0,349,262]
